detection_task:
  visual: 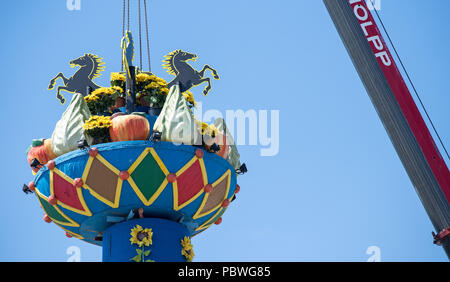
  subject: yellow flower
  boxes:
[91,87,116,96]
[136,73,151,83]
[111,72,126,82]
[111,86,124,93]
[85,94,99,102]
[181,236,193,250]
[130,225,153,247]
[159,87,169,96]
[149,82,159,89]
[83,115,112,131]
[182,248,195,262]
[182,91,197,107]
[194,119,217,136]
[181,236,194,262]
[157,80,167,87]
[205,124,218,137]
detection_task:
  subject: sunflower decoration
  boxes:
[83,115,112,144]
[84,87,120,114]
[130,224,153,247]
[129,225,154,262]
[181,236,195,262]
[134,72,170,108]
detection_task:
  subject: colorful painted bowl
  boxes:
[32,140,237,246]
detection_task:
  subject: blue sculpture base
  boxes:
[102,218,190,262]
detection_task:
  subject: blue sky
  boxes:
[0,0,449,261]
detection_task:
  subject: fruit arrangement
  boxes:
[25,71,234,174]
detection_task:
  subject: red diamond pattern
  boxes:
[176,160,205,207]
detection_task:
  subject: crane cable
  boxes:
[138,0,143,71]
[121,0,126,71]
[370,0,450,162]
[144,0,151,73]
[127,0,130,31]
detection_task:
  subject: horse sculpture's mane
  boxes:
[86,54,105,80]
[162,50,181,76]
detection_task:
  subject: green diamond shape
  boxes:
[131,153,167,201]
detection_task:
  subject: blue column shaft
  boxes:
[102,218,190,262]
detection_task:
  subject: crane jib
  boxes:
[348,0,450,204]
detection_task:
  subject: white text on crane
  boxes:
[349,0,392,67]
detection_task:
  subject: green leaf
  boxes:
[145,259,155,262]
[136,249,142,255]
[144,250,151,256]
[130,254,142,262]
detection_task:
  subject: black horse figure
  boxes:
[163,50,219,95]
[48,54,105,104]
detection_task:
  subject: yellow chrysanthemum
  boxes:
[84,94,98,102]
[196,121,209,134]
[91,87,116,96]
[83,115,112,131]
[136,73,152,83]
[182,91,197,107]
[130,225,153,247]
[205,124,218,137]
[111,72,126,82]
[194,120,217,136]
[149,82,160,89]
[111,86,124,93]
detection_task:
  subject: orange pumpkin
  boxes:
[27,139,56,172]
[109,114,150,142]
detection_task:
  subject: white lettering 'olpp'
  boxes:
[349,0,392,66]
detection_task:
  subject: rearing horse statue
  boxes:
[163,50,219,95]
[48,53,105,104]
